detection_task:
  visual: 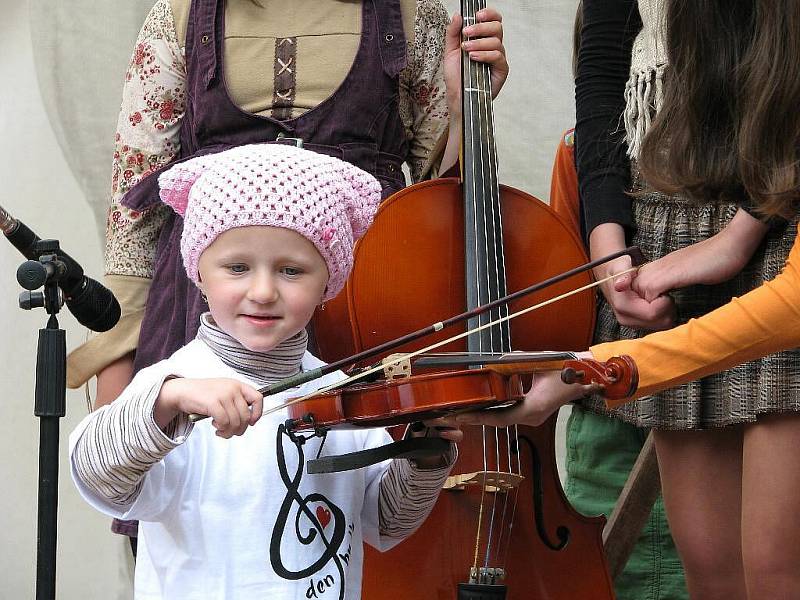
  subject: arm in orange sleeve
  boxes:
[591,226,800,405]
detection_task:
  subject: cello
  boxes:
[311,0,615,596]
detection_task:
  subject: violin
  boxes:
[284,353,638,432]
[188,249,642,426]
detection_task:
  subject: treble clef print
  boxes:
[270,424,347,600]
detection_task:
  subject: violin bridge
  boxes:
[382,353,412,379]
[443,470,524,492]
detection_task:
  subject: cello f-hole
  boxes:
[519,434,570,552]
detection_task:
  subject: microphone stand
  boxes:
[17,239,68,600]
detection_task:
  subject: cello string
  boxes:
[475,8,517,523]
[472,0,510,570]
[499,450,521,568]
[482,24,522,575]
[464,0,484,350]
[462,0,489,575]
[259,267,637,416]
[471,0,504,574]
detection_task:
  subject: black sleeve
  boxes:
[575,0,642,241]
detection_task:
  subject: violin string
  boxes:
[481,19,506,355]
[472,16,492,352]
[259,267,637,417]
[488,46,520,567]
[484,426,504,569]
[491,410,515,567]
[482,26,519,571]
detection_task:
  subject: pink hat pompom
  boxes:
[157,157,212,216]
[341,167,383,240]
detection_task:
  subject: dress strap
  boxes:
[373,0,408,77]
[184,0,222,89]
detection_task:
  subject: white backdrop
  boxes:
[0,0,579,597]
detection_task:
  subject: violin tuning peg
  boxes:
[561,367,584,385]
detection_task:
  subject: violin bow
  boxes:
[256,264,639,417]
[189,247,643,421]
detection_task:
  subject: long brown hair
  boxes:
[637,0,800,218]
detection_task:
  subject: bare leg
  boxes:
[741,412,800,599]
[653,427,746,600]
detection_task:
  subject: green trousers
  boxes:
[565,406,688,600]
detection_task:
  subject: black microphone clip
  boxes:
[16,240,69,317]
[17,240,68,291]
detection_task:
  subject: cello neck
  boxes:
[461,0,510,355]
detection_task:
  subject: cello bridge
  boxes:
[444,470,524,492]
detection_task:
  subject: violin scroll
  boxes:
[560,355,638,401]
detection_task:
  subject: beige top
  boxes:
[67,0,451,387]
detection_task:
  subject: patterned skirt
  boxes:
[581,187,800,429]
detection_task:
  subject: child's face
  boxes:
[197,226,329,353]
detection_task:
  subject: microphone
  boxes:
[1,204,121,332]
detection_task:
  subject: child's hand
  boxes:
[407,418,463,469]
[156,378,263,439]
[409,418,464,443]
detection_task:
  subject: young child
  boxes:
[69,143,459,599]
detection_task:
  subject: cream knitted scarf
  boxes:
[624,0,668,159]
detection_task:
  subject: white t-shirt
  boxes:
[70,340,396,600]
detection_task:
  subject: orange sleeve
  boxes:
[591,227,800,406]
[549,130,581,237]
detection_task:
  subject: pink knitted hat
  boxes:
[157,143,382,301]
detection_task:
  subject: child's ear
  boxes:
[196,277,207,302]
[319,281,331,305]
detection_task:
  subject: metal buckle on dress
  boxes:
[275,133,304,148]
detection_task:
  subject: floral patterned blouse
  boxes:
[107,0,450,280]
